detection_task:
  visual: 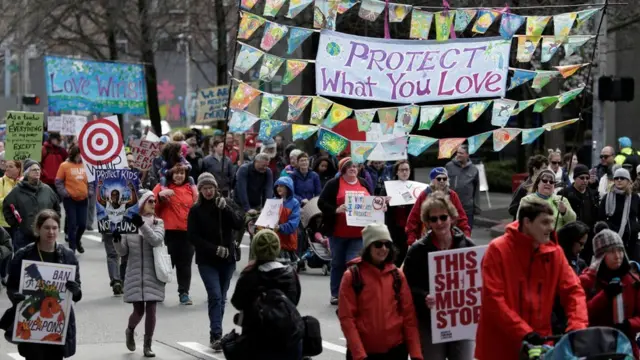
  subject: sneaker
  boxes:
[179,293,193,305]
[330,296,338,305]
[77,243,85,254]
[210,338,222,352]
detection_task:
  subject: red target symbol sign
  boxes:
[78,119,124,166]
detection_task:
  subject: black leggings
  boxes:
[165,230,194,294]
[128,301,157,337]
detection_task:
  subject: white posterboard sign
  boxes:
[77,115,128,182]
[384,180,428,206]
[60,114,88,136]
[345,192,385,227]
[13,260,76,345]
[428,245,487,343]
[476,163,489,192]
[47,116,62,132]
[255,199,283,228]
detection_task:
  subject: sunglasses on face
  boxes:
[614,177,627,181]
[540,178,554,185]
[600,155,611,159]
[373,241,392,249]
[551,161,561,165]
[435,177,448,182]
[577,176,590,181]
[429,214,449,223]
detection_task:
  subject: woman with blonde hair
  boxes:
[0,156,21,235]
[548,149,570,189]
[518,169,576,231]
[599,167,640,261]
[403,191,474,359]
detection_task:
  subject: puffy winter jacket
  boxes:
[338,258,423,360]
[234,161,274,211]
[364,164,392,196]
[41,142,68,186]
[152,182,194,231]
[273,177,300,252]
[0,175,19,228]
[2,180,61,235]
[290,169,321,203]
[202,154,234,193]
[475,221,588,360]
[115,216,166,302]
[405,188,470,245]
[579,267,640,358]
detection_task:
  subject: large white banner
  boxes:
[316,30,511,103]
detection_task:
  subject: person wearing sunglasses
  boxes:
[338,223,423,360]
[599,168,640,261]
[405,167,470,247]
[517,169,576,231]
[591,146,616,191]
[508,154,549,220]
[548,149,570,190]
[403,191,474,360]
[558,164,601,260]
[476,201,588,360]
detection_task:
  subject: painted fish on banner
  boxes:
[315,30,511,103]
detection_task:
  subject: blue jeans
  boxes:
[198,262,236,339]
[329,236,363,297]
[63,198,88,251]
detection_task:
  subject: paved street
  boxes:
[0,227,494,360]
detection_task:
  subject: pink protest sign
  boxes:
[315,30,511,103]
[131,139,161,171]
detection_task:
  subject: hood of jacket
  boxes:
[17,179,43,193]
[274,176,295,201]
[256,261,298,283]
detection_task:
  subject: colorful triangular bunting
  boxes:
[397,105,419,132]
[355,109,376,132]
[229,110,261,133]
[526,16,551,36]
[467,131,493,155]
[435,11,454,41]
[316,128,349,156]
[410,10,434,39]
[287,95,313,122]
[512,99,537,116]
[554,12,577,42]
[378,108,398,135]
[468,101,492,123]
[408,135,437,157]
[472,9,500,34]
[230,82,261,110]
[389,3,412,22]
[241,0,259,10]
[493,128,522,151]
[264,0,286,17]
[439,138,466,159]
[238,12,266,40]
[260,22,289,51]
[351,141,378,163]
[542,118,579,131]
[509,69,537,90]
[260,93,285,119]
[282,60,308,85]
[235,43,264,74]
[323,103,353,128]
[287,27,314,55]
[555,63,589,78]
[419,106,443,130]
[541,37,564,63]
[358,0,385,21]
[533,96,559,113]
[556,87,585,108]
[491,99,517,127]
[286,0,314,18]
[521,127,546,145]
[517,36,542,62]
[576,8,601,27]
[455,9,477,32]
[500,13,526,39]
[310,97,333,125]
[258,54,285,82]
[564,35,594,57]
[314,0,338,30]
[292,124,319,141]
[532,70,559,89]
[440,103,468,123]
[259,119,290,141]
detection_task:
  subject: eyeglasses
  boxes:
[600,154,611,159]
[614,177,628,181]
[551,161,561,165]
[435,177,448,182]
[398,168,410,172]
[540,178,554,185]
[577,176,590,181]
[372,241,392,249]
[428,214,449,223]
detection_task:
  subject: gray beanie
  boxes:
[614,168,631,181]
[251,229,281,261]
[362,223,392,250]
[197,172,218,191]
[23,159,40,176]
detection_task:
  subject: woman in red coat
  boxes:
[579,228,640,358]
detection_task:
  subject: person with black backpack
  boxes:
[230,229,304,359]
[403,191,475,360]
[338,223,423,360]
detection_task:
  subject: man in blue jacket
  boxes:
[365,160,392,196]
[233,153,273,212]
[290,152,321,206]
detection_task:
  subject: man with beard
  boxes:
[405,167,470,245]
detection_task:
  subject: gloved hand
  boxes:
[216,246,230,259]
[9,292,26,305]
[604,281,624,298]
[112,231,122,243]
[523,332,544,346]
[66,280,82,302]
[273,224,280,233]
[131,213,145,228]
[215,196,226,209]
[614,319,631,333]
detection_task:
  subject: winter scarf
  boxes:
[606,187,631,238]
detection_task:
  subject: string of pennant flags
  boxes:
[229,107,578,160]
[229,78,586,131]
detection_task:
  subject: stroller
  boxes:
[297,197,331,275]
[520,327,634,360]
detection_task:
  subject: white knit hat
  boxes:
[362,223,392,250]
[138,189,155,208]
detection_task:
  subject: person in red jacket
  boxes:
[41,133,68,194]
[475,201,588,360]
[579,228,640,358]
[405,167,470,245]
[338,223,423,360]
[152,164,196,305]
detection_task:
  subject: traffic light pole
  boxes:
[591,3,608,167]
[4,48,10,99]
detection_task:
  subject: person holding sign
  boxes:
[318,157,371,306]
[338,223,423,360]
[405,168,470,247]
[272,177,301,265]
[4,210,82,359]
[403,191,475,360]
[578,229,640,358]
[384,160,413,266]
[3,159,61,251]
[475,202,588,360]
[0,158,22,235]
